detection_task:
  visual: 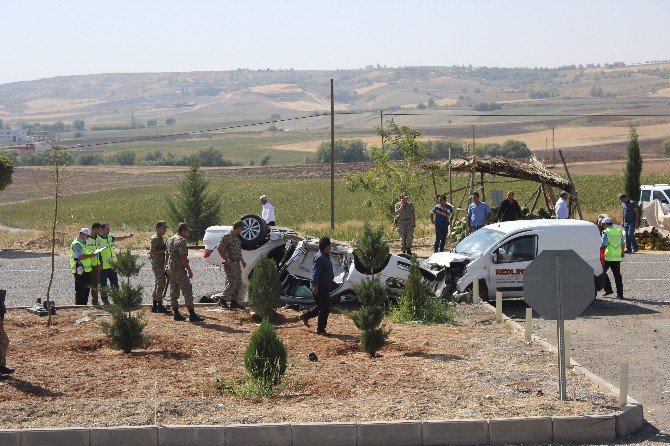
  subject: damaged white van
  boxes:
[422,219,605,300]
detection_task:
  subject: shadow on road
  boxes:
[501,297,660,318]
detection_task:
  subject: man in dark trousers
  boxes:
[497,191,523,222]
[0,291,15,376]
[601,217,625,299]
[301,237,334,335]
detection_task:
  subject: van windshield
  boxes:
[455,228,507,257]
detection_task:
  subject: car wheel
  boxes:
[238,214,270,250]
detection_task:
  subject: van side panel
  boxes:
[535,226,603,275]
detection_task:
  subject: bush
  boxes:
[76,153,103,165]
[110,249,142,282]
[661,139,670,156]
[100,308,147,354]
[0,155,14,192]
[391,255,453,324]
[360,327,389,357]
[115,151,136,165]
[315,139,370,163]
[247,256,281,319]
[475,140,532,158]
[244,319,288,389]
[354,223,389,275]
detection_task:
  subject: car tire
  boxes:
[238,214,270,250]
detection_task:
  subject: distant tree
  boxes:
[167,164,222,243]
[590,86,604,97]
[115,151,136,165]
[73,131,84,139]
[259,152,271,166]
[661,139,670,156]
[166,117,176,126]
[427,97,436,108]
[624,126,642,201]
[0,155,14,191]
[0,118,3,129]
[270,113,281,121]
[77,153,103,165]
[73,120,85,131]
[147,119,157,128]
[53,121,66,132]
[473,102,502,112]
[315,139,369,163]
[425,140,466,160]
[180,148,234,167]
[416,102,427,110]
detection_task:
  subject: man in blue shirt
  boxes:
[466,192,492,233]
[301,237,335,335]
[431,195,453,252]
[618,193,639,253]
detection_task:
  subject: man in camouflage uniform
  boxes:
[149,220,171,314]
[395,193,416,255]
[217,220,247,309]
[0,291,15,376]
[165,223,204,323]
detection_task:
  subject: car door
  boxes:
[489,234,538,297]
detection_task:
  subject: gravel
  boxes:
[502,251,670,444]
[0,250,227,308]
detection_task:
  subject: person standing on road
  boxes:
[395,193,416,255]
[497,191,522,222]
[70,228,97,305]
[260,195,276,226]
[601,217,625,299]
[301,236,334,335]
[217,221,248,309]
[555,191,570,219]
[149,221,171,314]
[165,223,204,322]
[466,192,492,234]
[86,223,103,306]
[431,195,453,252]
[0,291,15,376]
[619,193,640,253]
[98,223,134,305]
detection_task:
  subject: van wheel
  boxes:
[239,214,270,250]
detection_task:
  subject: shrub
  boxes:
[247,256,281,319]
[355,223,389,275]
[244,319,288,389]
[101,308,147,353]
[661,139,670,156]
[391,255,453,324]
[110,249,142,282]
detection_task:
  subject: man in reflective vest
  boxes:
[601,217,625,299]
[70,228,98,305]
[86,222,103,306]
[98,223,134,305]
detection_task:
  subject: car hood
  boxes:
[422,251,473,268]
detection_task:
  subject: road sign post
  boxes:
[523,250,595,402]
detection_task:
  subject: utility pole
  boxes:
[330,79,335,230]
[380,109,384,147]
[131,106,136,128]
[470,124,477,156]
[549,124,556,168]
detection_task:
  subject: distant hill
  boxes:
[2,63,670,126]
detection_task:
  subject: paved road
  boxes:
[503,251,670,444]
[0,250,227,308]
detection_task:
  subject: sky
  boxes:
[2,0,669,85]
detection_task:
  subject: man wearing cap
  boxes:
[217,221,248,309]
[260,195,276,226]
[165,223,204,322]
[70,228,98,305]
[555,191,570,219]
[601,217,625,299]
[395,193,416,255]
[466,192,492,234]
[87,223,103,306]
[149,221,171,314]
[98,223,135,305]
[619,193,640,253]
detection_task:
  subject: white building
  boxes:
[0,126,26,143]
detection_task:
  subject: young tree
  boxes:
[147,119,158,128]
[247,256,281,319]
[350,223,390,357]
[73,120,85,131]
[346,121,428,219]
[244,319,288,392]
[166,117,176,126]
[100,249,147,353]
[624,126,643,201]
[0,155,14,192]
[167,164,222,243]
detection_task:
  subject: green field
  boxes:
[1,172,667,244]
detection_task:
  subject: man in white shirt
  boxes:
[260,195,276,225]
[555,191,569,219]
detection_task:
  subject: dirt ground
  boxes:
[0,304,618,428]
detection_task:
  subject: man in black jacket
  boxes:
[497,191,523,222]
[301,237,334,335]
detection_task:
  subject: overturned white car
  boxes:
[203,215,445,304]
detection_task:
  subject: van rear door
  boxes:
[489,234,538,297]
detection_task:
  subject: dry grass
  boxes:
[248,84,303,94]
[354,82,388,95]
[271,101,347,112]
[0,305,617,428]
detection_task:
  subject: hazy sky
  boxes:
[3,0,669,85]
